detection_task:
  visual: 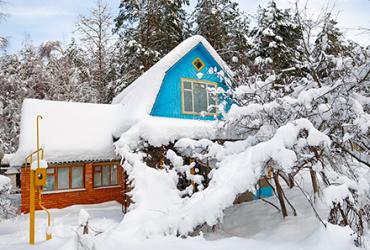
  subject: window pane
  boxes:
[183,90,193,112]
[111,166,118,185]
[183,81,192,90]
[193,83,208,113]
[45,175,54,191]
[102,166,110,186]
[72,167,83,189]
[47,168,54,174]
[58,167,69,190]
[94,168,101,187]
[208,93,217,113]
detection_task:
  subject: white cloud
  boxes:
[6,6,71,18]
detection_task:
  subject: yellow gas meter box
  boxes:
[35,168,47,187]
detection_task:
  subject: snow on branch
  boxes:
[114,118,329,238]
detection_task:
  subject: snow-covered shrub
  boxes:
[113,116,334,238]
[0,175,13,220]
[76,209,94,250]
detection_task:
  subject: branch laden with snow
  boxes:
[114,118,330,238]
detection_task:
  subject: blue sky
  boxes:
[0,0,369,53]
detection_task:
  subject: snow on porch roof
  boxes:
[11,99,124,167]
[111,35,233,132]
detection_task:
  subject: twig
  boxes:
[261,198,281,212]
[294,180,327,228]
[281,188,297,216]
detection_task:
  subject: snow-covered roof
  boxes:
[112,35,233,133]
[116,115,217,150]
[11,99,124,166]
[11,36,234,166]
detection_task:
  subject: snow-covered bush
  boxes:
[113,117,333,238]
[76,209,94,250]
[0,175,13,220]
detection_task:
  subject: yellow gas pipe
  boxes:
[26,115,52,245]
[38,189,52,240]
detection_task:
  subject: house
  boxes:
[11,101,126,213]
[11,35,271,213]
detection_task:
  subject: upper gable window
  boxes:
[181,78,217,116]
[192,57,205,71]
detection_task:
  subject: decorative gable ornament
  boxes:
[192,57,205,71]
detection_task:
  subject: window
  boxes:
[58,167,69,189]
[181,78,217,115]
[93,165,118,187]
[45,168,55,191]
[72,167,84,188]
[192,57,205,71]
[44,165,84,191]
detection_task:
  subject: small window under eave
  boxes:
[192,57,205,71]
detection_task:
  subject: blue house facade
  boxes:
[150,42,232,120]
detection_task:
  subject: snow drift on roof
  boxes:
[115,115,217,151]
[11,99,124,166]
[112,35,233,133]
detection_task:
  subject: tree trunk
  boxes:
[83,222,89,235]
[288,173,295,188]
[274,172,288,217]
[310,169,319,196]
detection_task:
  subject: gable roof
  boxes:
[112,35,233,133]
[11,99,124,166]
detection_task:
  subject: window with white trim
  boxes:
[181,79,217,115]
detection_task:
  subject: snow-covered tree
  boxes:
[0,3,7,50]
[17,40,51,99]
[113,0,188,90]
[222,16,370,244]
[193,0,251,72]
[41,40,99,103]
[249,0,303,87]
[0,54,24,152]
[76,0,114,103]
[312,14,349,80]
[0,39,50,152]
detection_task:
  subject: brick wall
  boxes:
[21,162,126,213]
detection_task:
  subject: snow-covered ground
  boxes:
[0,201,123,250]
[0,185,363,250]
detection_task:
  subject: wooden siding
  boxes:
[150,42,232,120]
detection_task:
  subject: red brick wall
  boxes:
[21,162,126,213]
